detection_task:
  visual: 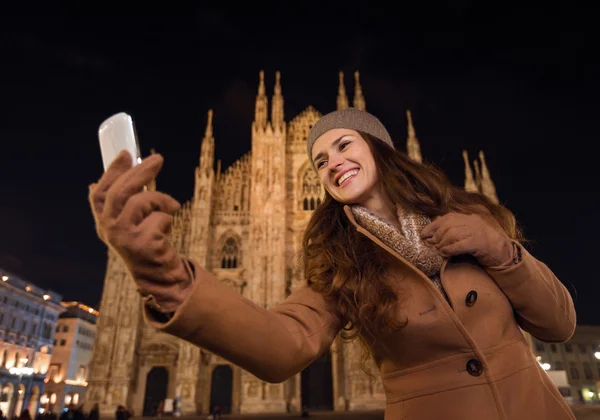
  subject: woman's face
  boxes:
[312,129,382,208]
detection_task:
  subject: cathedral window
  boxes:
[299,167,322,211]
[221,237,239,269]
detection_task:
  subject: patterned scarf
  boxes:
[350,205,444,281]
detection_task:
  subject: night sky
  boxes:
[2,5,599,324]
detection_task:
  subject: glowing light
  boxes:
[9,367,34,376]
[2,275,8,281]
[60,301,99,316]
[64,379,88,386]
[43,294,50,300]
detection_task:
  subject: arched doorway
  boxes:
[143,367,169,417]
[301,351,333,411]
[209,365,232,414]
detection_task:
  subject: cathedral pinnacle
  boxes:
[337,71,349,110]
[473,158,482,192]
[406,110,422,163]
[199,109,215,174]
[205,109,213,138]
[462,150,478,192]
[353,71,366,111]
[254,70,268,128]
[274,71,281,95]
[271,71,284,129]
[478,150,499,203]
[258,70,266,95]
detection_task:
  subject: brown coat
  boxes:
[145,206,576,420]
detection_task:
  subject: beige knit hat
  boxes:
[307,107,394,162]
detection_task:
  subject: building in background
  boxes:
[0,269,64,419]
[87,70,502,417]
[42,302,98,414]
[531,325,600,404]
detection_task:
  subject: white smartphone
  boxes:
[98,112,142,171]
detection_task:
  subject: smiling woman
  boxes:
[312,129,380,211]
[88,107,576,420]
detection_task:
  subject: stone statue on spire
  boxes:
[271,71,284,129]
[406,110,422,163]
[337,71,349,110]
[254,70,268,129]
[353,71,366,111]
[478,150,499,203]
[462,150,478,192]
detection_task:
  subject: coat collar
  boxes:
[342,205,449,282]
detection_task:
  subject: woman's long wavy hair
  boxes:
[301,131,524,367]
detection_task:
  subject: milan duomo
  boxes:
[86,70,500,416]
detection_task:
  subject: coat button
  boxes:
[466,358,483,376]
[465,290,478,307]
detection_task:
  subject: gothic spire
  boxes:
[337,71,349,110]
[406,110,422,163]
[473,158,482,193]
[254,70,268,129]
[271,71,284,129]
[478,150,499,203]
[204,108,213,138]
[353,71,366,111]
[199,109,215,176]
[462,150,478,192]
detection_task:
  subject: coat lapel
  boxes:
[343,205,454,307]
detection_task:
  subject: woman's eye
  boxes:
[340,141,350,150]
[317,160,327,169]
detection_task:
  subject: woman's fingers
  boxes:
[104,153,165,219]
[119,191,181,226]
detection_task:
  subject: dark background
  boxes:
[1,4,599,323]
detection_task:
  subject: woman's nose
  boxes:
[328,154,344,170]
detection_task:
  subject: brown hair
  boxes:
[301,132,524,370]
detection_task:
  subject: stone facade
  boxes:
[86,70,499,416]
[531,325,600,404]
[0,270,64,419]
[42,302,98,414]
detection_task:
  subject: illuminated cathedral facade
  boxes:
[85,70,499,416]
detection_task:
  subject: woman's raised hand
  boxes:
[88,150,192,312]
